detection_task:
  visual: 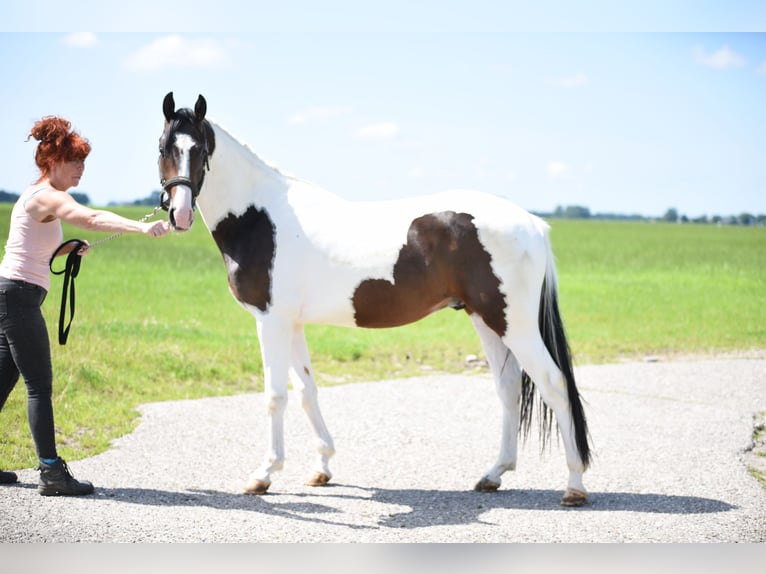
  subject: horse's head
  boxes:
[158,92,215,231]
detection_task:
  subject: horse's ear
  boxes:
[194,95,207,122]
[163,92,175,122]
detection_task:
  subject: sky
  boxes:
[1,2,765,218]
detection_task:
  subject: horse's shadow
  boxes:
[79,483,735,530]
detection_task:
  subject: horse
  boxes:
[157,92,591,506]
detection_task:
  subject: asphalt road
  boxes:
[2,359,765,542]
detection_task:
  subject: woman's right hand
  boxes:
[142,220,171,238]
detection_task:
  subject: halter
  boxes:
[159,175,200,211]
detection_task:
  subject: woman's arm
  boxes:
[26,190,169,237]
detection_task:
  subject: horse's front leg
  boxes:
[244,318,292,495]
[289,325,335,487]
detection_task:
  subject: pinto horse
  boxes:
[158,92,591,506]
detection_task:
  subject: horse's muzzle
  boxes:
[165,184,195,231]
[169,206,194,232]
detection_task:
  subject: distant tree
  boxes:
[70,192,91,205]
[662,208,679,222]
[530,206,761,225]
[553,205,591,219]
[738,213,754,226]
[132,191,162,206]
[565,205,591,219]
[0,190,20,203]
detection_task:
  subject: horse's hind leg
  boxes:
[289,326,335,487]
[470,314,522,492]
[504,329,587,505]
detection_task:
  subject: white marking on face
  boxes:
[170,133,196,230]
[175,133,195,178]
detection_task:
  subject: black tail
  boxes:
[519,270,591,468]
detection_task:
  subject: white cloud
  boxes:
[694,45,746,70]
[354,122,400,141]
[62,32,98,48]
[756,60,766,76]
[549,73,589,88]
[547,161,569,178]
[407,166,426,178]
[288,106,350,125]
[124,35,229,71]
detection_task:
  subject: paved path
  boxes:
[2,359,765,542]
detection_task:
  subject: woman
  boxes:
[0,116,170,495]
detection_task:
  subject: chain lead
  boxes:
[87,205,164,249]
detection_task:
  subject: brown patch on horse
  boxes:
[211,205,276,311]
[352,211,507,336]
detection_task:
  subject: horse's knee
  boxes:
[297,386,318,409]
[265,391,287,415]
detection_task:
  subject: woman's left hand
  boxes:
[76,241,91,257]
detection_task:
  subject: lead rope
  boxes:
[49,206,163,346]
[49,239,84,345]
[86,205,163,248]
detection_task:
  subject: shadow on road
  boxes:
[50,482,736,530]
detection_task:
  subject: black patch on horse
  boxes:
[352,211,507,335]
[211,206,276,312]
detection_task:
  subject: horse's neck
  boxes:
[197,122,288,227]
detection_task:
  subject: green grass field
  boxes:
[1,204,764,469]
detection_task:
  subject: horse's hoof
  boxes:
[305,472,331,487]
[560,487,588,507]
[243,479,271,495]
[474,476,501,492]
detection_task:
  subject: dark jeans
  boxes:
[0,277,57,460]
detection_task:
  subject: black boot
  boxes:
[0,470,18,484]
[38,459,94,496]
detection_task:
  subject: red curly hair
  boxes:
[28,116,91,181]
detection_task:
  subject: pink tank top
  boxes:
[0,186,63,291]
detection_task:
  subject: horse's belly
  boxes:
[298,292,452,329]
